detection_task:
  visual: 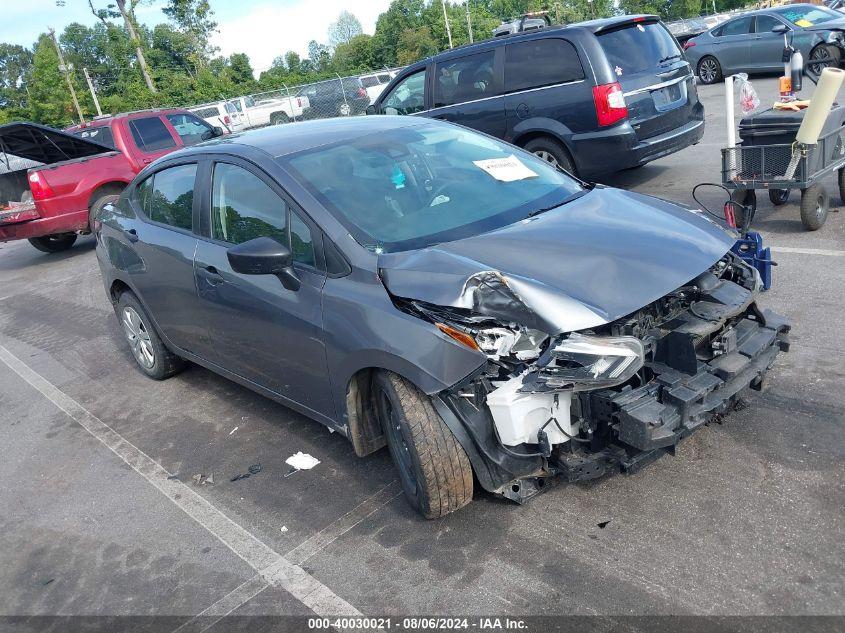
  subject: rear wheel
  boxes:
[373,371,473,519]
[270,112,290,126]
[800,183,829,231]
[837,167,845,203]
[768,188,790,206]
[697,56,722,85]
[115,290,185,380]
[338,102,352,116]
[523,137,576,176]
[28,234,77,253]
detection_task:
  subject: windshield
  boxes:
[283,123,584,253]
[774,5,841,26]
[599,22,682,76]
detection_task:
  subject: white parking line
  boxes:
[770,246,845,257]
[173,574,271,633]
[0,342,361,620]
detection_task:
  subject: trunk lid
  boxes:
[596,20,697,140]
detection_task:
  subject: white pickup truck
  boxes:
[233,94,310,129]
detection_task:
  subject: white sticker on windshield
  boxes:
[473,155,538,182]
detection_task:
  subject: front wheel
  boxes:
[808,44,841,78]
[374,371,473,519]
[28,233,77,253]
[115,290,185,380]
[800,183,829,231]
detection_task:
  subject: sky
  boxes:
[2,0,394,75]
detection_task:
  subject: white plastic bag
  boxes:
[736,73,760,114]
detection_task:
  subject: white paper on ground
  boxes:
[473,154,538,182]
[285,452,321,470]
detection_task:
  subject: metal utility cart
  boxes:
[722,123,845,231]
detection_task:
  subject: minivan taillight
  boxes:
[223,115,231,125]
[357,87,367,98]
[683,40,696,51]
[28,171,55,201]
[592,82,628,127]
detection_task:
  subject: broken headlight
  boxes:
[540,333,644,390]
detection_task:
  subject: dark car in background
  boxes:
[685,4,845,84]
[94,116,788,518]
[370,15,705,178]
[298,77,371,118]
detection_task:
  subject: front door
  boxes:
[192,160,333,419]
[751,15,789,71]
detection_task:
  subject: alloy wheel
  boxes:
[533,150,560,168]
[699,58,718,84]
[809,46,833,77]
[122,307,155,369]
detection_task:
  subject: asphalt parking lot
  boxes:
[0,76,843,628]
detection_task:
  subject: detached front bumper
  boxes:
[435,304,790,503]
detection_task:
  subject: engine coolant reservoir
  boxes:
[486,372,577,446]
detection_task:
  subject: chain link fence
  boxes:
[187,69,403,134]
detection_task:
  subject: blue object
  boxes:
[732,231,773,291]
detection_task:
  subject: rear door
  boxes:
[597,20,699,141]
[751,15,789,70]
[429,49,506,138]
[123,161,204,355]
[503,37,592,140]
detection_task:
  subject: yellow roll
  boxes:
[796,67,845,145]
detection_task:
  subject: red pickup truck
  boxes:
[0,108,222,252]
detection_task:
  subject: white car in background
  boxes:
[188,101,246,133]
[359,70,399,104]
[238,94,310,128]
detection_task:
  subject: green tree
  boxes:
[0,44,32,121]
[397,25,439,66]
[162,0,218,65]
[28,34,75,127]
[228,53,254,86]
[333,34,377,73]
[328,11,364,48]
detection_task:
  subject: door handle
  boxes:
[123,228,139,243]
[198,265,224,286]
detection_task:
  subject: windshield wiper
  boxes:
[659,53,682,64]
[526,190,589,218]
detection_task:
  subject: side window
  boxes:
[505,39,584,93]
[211,163,316,266]
[721,17,752,36]
[755,15,783,33]
[434,51,497,108]
[71,126,115,149]
[135,174,153,216]
[147,164,196,231]
[165,113,213,147]
[129,116,177,152]
[383,70,426,115]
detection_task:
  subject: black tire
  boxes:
[838,167,845,204]
[697,56,723,85]
[28,234,77,253]
[523,137,576,176]
[768,188,790,206]
[270,112,290,126]
[730,189,756,229]
[373,371,473,519]
[115,290,185,380]
[808,44,841,78]
[800,183,829,231]
[89,193,120,231]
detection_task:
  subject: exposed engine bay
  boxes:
[394,253,790,502]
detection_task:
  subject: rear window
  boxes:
[505,39,584,93]
[360,76,380,88]
[598,22,682,77]
[129,116,176,152]
[70,126,115,149]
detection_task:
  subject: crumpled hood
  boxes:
[378,187,736,334]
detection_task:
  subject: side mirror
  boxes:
[213,126,225,137]
[772,24,789,35]
[227,236,300,291]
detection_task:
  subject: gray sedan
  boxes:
[94,116,789,518]
[685,3,845,84]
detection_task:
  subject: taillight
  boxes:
[223,115,231,125]
[28,171,55,200]
[297,97,302,107]
[683,40,696,51]
[358,87,367,98]
[592,82,628,127]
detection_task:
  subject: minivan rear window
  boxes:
[598,22,682,77]
[505,39,584,93]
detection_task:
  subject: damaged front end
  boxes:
[393,253,790,503]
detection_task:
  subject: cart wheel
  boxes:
[768,188,790,206]
[800,183,829,231]
[731,190,756,228]
[838,167,845,204]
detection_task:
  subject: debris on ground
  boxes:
[42,579,55,586]
[166,474,179,480]
[203,474,214,485]
[230,463,262,482]
[280,526,288,533]
[597,520,610,529]
[191,473,214,485]
[192,474,202,484]
[285,452,320,470]
[229,426,239,436]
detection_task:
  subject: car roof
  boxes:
[65,108,189,131]
[172,116,433,160]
